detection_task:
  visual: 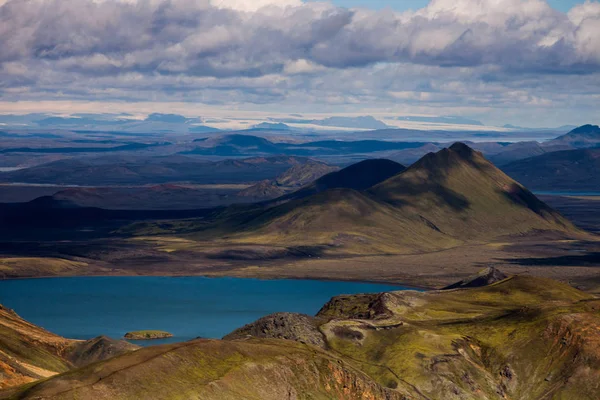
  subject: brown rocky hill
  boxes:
[0,305,136,390]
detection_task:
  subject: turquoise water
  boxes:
[0,277,409,346]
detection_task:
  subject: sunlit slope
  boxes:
[0,306,137,391]
[316,275,600,400]
[5,339,406,400]
[212,143,576,253]
[369,142,574,239]
[10,275,600,400]
[126,143,578,255]
[224,188,458,254]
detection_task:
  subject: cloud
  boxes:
[0,0,599,126]
[210,0,302,12]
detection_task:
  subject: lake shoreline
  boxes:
[0,276,410,346]
[0,272,432,292]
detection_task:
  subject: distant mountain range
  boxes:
[184,134,427,156]
[0,155,314,185]
[545,124,600,149]
[502,148,600,191]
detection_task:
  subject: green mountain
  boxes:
[165,143,576,256]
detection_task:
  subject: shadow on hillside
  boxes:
[206,246,327,261]
[500,184,555,216]
[503,252,600,267]
[380,181,471,212]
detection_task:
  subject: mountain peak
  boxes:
[569,124,600,135]
[410,142,484,172]
[449,142,477,158]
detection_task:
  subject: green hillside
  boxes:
[6,275,600,400]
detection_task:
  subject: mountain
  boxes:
[0,155,312,186]
[237,160,339,200]
[546,124,600,149]
[7,275,600,400]
[397,115,484,126]
[314,116,390,129]
[184,134,282,155]
[251,122,291,130]
[48,184,250,210]
[0,304,136,390]
[488,141,546,165]
[367,143,572,240]
[501,148,600,191]
[281,159,406,201]
[389,143,442,165]
[185,134,427,156]
[147,144,576,256]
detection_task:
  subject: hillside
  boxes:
[546,124,600,149]
[368,143,573,240]
[488,141,546,165]
[127,144,579,257]
[192,143,575,254]
[185,134,282,155]
[46,184,251,210]
[7,275,600,400]
[0,305,136,389]
[0,156,312,185]
[501,148,600,191]
[281,159,406,201]
[237,160,339,200]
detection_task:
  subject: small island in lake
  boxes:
[124,330,173,340]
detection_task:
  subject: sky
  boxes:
[329,0,585,12]
[0,0,599,127]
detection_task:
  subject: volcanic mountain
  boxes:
[501,148,600,191]
[140,143,576,255]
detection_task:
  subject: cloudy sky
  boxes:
[0,0,599,127]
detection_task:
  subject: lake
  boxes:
[0,276,410,346]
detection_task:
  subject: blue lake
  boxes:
[0,277,409,346]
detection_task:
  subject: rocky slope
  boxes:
[237,160,339,200]
[0,305,137,390]
[5,274,600,400]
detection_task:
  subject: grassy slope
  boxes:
[318,275,600,399]
[0,306,136,390]
[0,306,73,389]
[127,144,577,256]
[369,143,574,240]
[4,339,406,400]
[6,275,600,400]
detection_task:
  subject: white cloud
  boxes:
[0,0,599,126]
[210,0,302,11]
